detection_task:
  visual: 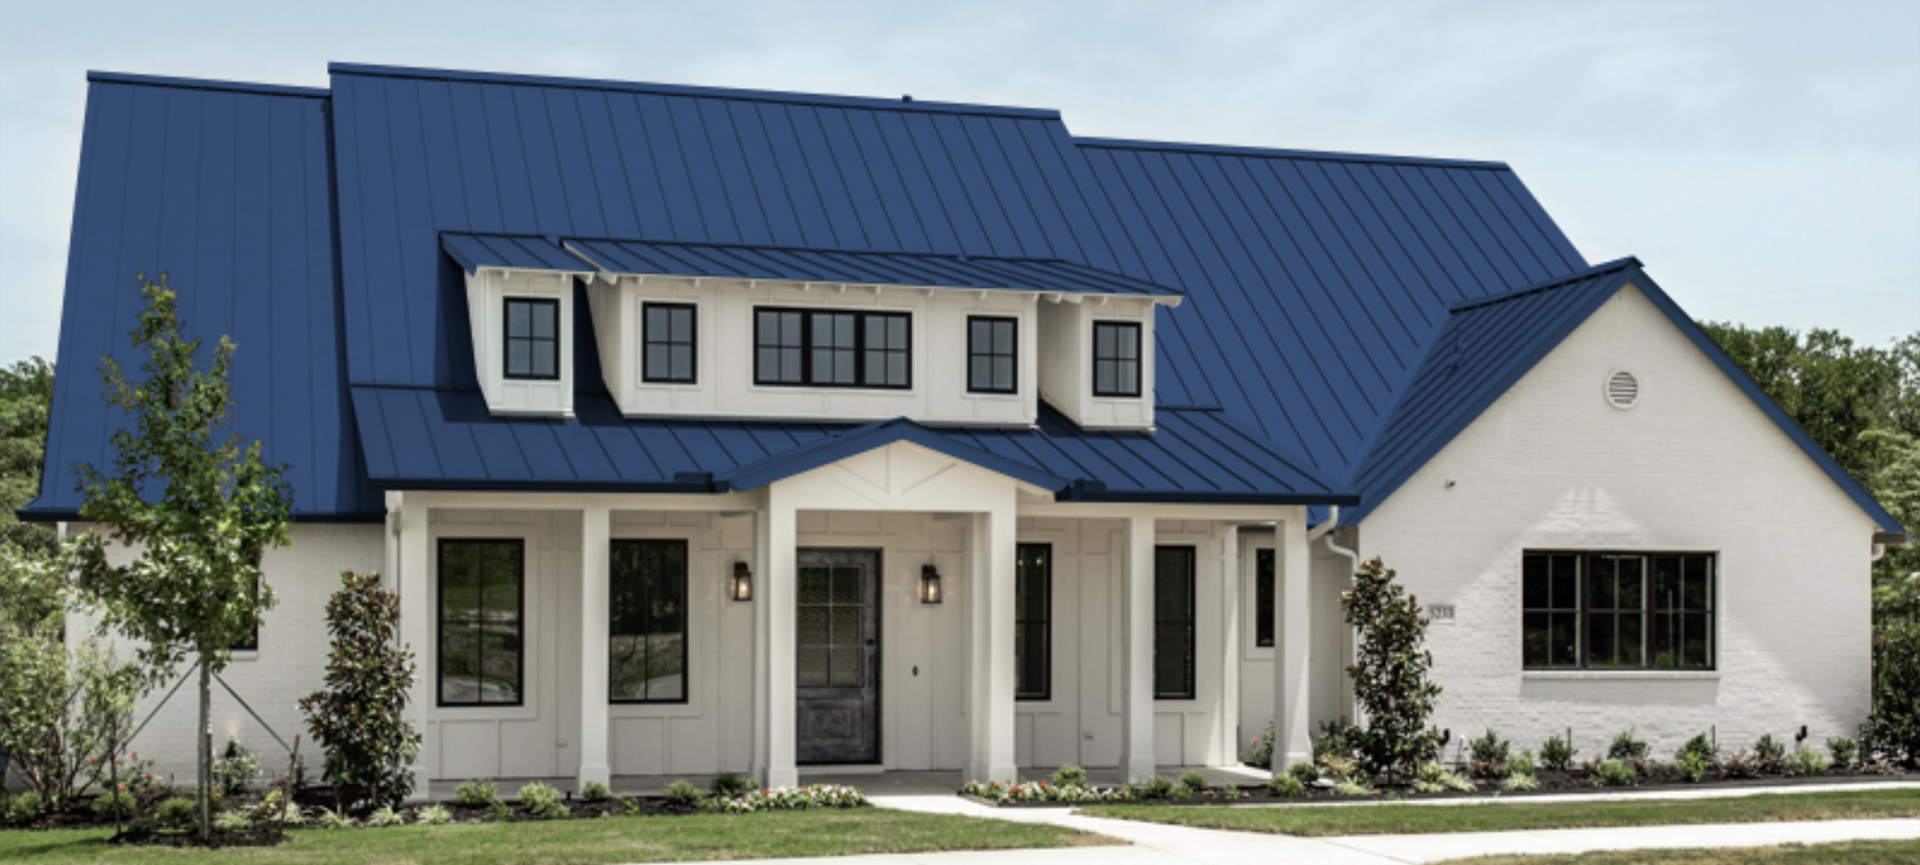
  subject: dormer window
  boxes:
[754,308,911,390]
[1092,321,1141,398]
[642,303,697,384]
[968,316,1018,394]
[505,298,560,381]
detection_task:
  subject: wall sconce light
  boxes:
[918,564,943,605]
[731,561,753,602]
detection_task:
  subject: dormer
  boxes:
[444,235,597,418]
[1035,295,1158,430]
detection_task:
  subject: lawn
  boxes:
[1437,839,1920,864]
[0,809,1115,864]
[1079,789,1920,837]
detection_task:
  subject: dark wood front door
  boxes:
[796,548,881,765]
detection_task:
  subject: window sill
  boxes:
[1521,670,1720,682]
[228,650,260,662]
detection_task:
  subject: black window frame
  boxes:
[608,538,691,705]
[1254,548,1275,649]
[1091,321,1142,398]
[437,538,527,708]
[503,297,561,381]
[753,307,912,390]
[641,302,698,384]
[1521,550,1717,672]
[967,315,1019,395]
[1015,543,1052,701]
[1154,545,1198,701]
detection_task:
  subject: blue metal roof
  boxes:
[26,73,380,521]
[1345,258,1903,533]
[442,233,594,274]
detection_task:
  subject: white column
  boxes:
[751,486,799,788]
[1216,522,1241,767]
[965,507,1017,783]
[578,505,611,789]
[1119,514,1155,783]
[1273,510,1313,772]
[392,492,433,799]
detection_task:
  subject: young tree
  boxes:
[1342,558,1442,784]
[300,570,422,810]
[66,274,293,841]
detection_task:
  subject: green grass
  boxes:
[1080,789,1920,837]
[1437,839,1920,865]
[0,809,1115,864]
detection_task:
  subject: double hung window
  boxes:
[1093,321,1141,397]
[642,303,696,383]
[968,316,1018,394]
[504,298,559,380]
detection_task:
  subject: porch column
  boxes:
[391,492,433,800]
[578,505,611,789]
[1119,514,1155,783]
[1216,522,1241,766]
[965,507,1017,783]
[1272,510,1313,772]
[751,486,799,788]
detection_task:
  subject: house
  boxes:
[23,64,1906,794]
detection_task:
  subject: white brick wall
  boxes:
[1360,283,1877,762]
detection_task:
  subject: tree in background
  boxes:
[1342,557,1442,785]
[66,274,294,840]
[1,357,57,554]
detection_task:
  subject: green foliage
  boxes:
[518,782,569,820]
[1589,758,1636,788]
[7,791,46,826]
[0,357,56,555]
[1267,774,1305,797]
[1179,771,1209,792]
[1313,719,1362,761]
[580,780,612,802]
[662,780,703,808]
[1606,729,1648,761]
[299,570,422,809]
[1467,729,1510,777]
[619,797,643,816]
[1861,617,1920,767]
[416,805,451,825]
[453,778,497,807]
[212,808,252,833]
[1675,750,1710,783]
[1502,772,1540,791]
[366,805,406,827]
[488,799,511,822]
[212,738,261,796]
[1287,761,1318,784]
[1315,753,1363,783]
[1138,776,1177,800]
[711,773,753,798]
[1341,558,1442,784]
[1540,734,1577,771]
[92,788,136,820]
[1051,765,1089,787]
[1753,733,1787,767]
[1786,745,1829,777]
[315,807,354,829]
[1507,749,1537,779]
[1412,761,1474,793]
[1243,721,1274,767]
[157,797,196,829]
[1677,733,1718,764]
[1828,736,1858,768]
[1331,778,1371,796]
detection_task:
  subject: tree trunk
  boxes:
[197,653,211,842]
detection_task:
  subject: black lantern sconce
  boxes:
[919,564,943,605]
[731,561,753,602]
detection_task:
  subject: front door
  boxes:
[796,548,881,765]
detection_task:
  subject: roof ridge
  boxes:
[1447,257,1642,314]
[88,70,330,99]
[328,63,1061,119]
[1074,136,1511,170]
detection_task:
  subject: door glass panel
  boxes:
[799,566,832,603]
[797,648,830,687]
[831,565,862,604]
[830,648,863,687]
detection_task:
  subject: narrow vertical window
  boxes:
[1521,552,1581,669]
[756,309,805,384]
[609,539,689,703]
[1015,544,1052,701]
[1651,554,1714,669]
[1154,545,1197,700]
[642,303,697,383]
[439,539,525,706]
[1092,321,1141,397]
[864,313,910,387]
[1254,549,1275,648]
[504,298,560,380]
[968,316,1018,394]
[811,312,857,386]
[1587,554,1646,668]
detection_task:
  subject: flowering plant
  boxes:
[713,784,868,813]
[960,779,1134,804]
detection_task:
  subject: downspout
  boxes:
[1312,508,1363,726]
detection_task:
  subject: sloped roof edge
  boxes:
[87,70,330,99]
[1074,136,1511,170]
[712,418,1071,493]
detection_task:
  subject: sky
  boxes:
[2,0,1916,367]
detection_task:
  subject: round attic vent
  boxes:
[1605,370,1640,409]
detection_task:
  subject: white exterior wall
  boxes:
[465,269,585,417]
[1360,283,1877,759]
[1235,537,1353,755]
[1036,297,1155,430]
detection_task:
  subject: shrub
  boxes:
[1675,750,1710,783]
[156,796,196,829]
[619,797,643,817]
[1139,776,1177,800]
[1828,736,1858,769]
[711,772,753,798]
[1244,721,1275,768]
[92,788,136,820]
[299,570,423,810]
[7,791,46,826]
[1288,761,1319,784]
[519,782,569,820]
[662,780,703,808]
[453,778,497,807]
[1862,616,1920,768]
[580,780,612,802]
[316,807,354,830]
[212,738,262,796]
[367,805,406,827]
[1589,759,1636,788]
[488,799,512,822]
[212,809,252,833]
[1316,753,1363,784]
[1313,719,1363,761]
[1179,771,1210,793]
[1051,765,1088,787]
[1507,749,1537,779]
[1753,734,1787,772]
[1467,729,1510,778]
[1331,778,1371,796]
[1268,774,1305,797]
[1412,761,1474,793]
[416,805,451,825]
[1606,729,1648,761]
[1343,559,1442,783]
[1677,733,1718,764]
[1541,734,1578,771]
[1503,773,1540,791]
[1719,750,1759,780]
[1786,745,1829,777]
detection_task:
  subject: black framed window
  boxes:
[1154,546,1197,700]
[1015,544,1051,701]
[1522,551,1715,671]
[642,303,697,383]
[1093,321,1141,397]
[609,539,689,703]
[504,298,560,380]
[439,539,525,706]
[754,308,910,389]
[968,316,1018,394]
[1254,549,1275,648]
